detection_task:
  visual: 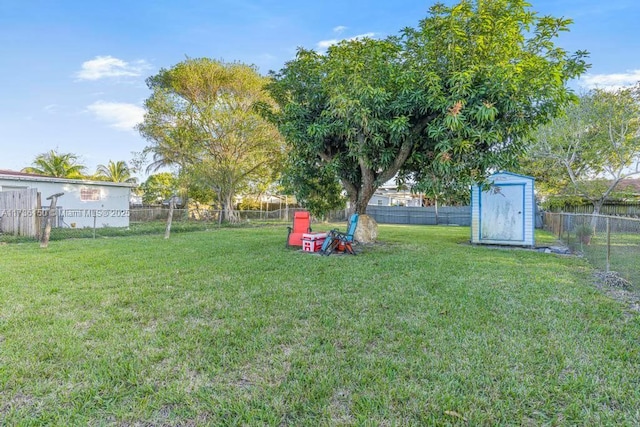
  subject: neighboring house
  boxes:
[614,178,640,199]
[369,181,422,207]
[0,170,132,228]
[129,193,143,208]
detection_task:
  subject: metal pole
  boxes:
[165,197,175,239]
[606,217,611,273]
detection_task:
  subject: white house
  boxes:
[0,170,132,228]
[369,180,422,207]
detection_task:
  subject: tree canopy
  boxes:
[137,58,284,222]
[140,172,178,205]
[22,150,87,179]
[265,0,588,214]
[521,85,640,214]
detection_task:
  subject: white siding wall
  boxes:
[0,177,130,228]
[471,184,481,242]
[369,195,391,206]
[471,172,535,247]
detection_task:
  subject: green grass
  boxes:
[1,225,639,425]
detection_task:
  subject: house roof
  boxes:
[617,178,640,192]
[0,169,134,187]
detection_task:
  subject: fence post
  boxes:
[558,213,563,238]
[165,197,176,239]
[35,192,42,240]
[606,217,611,273]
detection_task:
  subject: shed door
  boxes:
[480,184,525,242]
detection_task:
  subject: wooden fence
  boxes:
[0,189,41,237]
[551,202,640,217]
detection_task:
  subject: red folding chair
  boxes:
[286,211,311,247]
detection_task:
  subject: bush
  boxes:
[574,223,593,237]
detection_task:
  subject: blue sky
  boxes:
[1,0,639,178]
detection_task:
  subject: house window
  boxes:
[80,188,101,201]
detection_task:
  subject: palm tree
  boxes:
[22,150,87,178]
[95,160,137,183]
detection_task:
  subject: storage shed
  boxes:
[0,170,132,229]
[471,172,535,247]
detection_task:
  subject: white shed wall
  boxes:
[471,172,535,246]
[0,177,130,228]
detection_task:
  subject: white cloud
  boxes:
[580,69,640,91]
[86,101,145,131]
[43,104,59,113]
[317,38,340,50]
[316,32,376,51]
[76,56,150,81]
[333,25,347,34]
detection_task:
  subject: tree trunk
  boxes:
[590,200,604,230]
[40,192,64,248]
[354,184,377,215]
[342,183,376,215]
[223,193,239,223]
[341,172,377,215]
[342,179,379,242]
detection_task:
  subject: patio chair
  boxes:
[286,210,312,247]
[319,213,359,256]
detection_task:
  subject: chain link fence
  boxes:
[543,212,640,291]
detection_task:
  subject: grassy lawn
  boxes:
[1,225,639,425]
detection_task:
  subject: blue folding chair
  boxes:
[319,213,359,256]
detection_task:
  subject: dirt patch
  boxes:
[328,388,354,425]
[464,241,572,255]
[593,271,640,315]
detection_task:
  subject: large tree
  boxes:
[522,85,640,217]
[265,0,588,214]
[22,150,87,179]
[137,58,284,223]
